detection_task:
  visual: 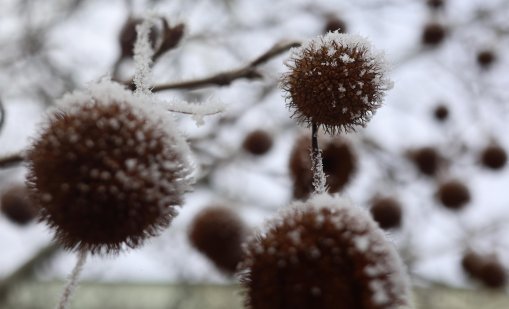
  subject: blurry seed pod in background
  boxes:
[242,130,273,156]
[422,22,447,46]
[119,17,158,59]
[26,80,194,255]
[1,184,37,225]
[426,0,445,11]
[436,179,470,210]
[409,147,442,177]
[477,49,496,69]
[239,194,411,309]
[289,134,357,200]
[369,196,402,230]
[461,251,485,279]
[479,259,507,289]
[480,144,507,170]
[188,206,247,274]
[433,104,449,122]
[281,31,392,134]
[323,16,347,34]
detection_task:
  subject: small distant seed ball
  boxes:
[239,194,410,309]
[289,134,356,200]
[1,185,37,225]
[282,31,392,134]
[436,180,470,210]
[119,17,158,58]
[188,206,246,274]
[461,251,484,278]
[433,104,449,122]
[477,50,496,69]
[422,23,447,46]
[370,197,402,230]
[323,17,347,33]
[480,145,507,170]
[242,130,273,156]
[410,147,441,176]
[479,260,507,288]
[26,80,193,254]
[427,0,445,10]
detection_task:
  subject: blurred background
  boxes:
[1,0,509,308]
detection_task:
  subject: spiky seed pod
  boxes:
[188,206,246,274]
[323,17,347,34]
[422,23,447,46]
[240,194,410,309]
[433,104,449,122]
[410,147,441,176]
[477,50,496,69]
[370,197,402,230]
[289,134,356,200]
[26,80,193,255]
[281,31,392,134]
[436,180,470,210]
[480,145,507,170]
[242,130,273,156]
[479,260,507,288]
[119,17,158,58]
[461,251,484,279]
[1,184,37,225]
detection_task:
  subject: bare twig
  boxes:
[0,153,24,169]
[151,41,300,92]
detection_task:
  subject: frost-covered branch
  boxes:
[152,41,301,92]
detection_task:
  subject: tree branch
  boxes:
[151,41,300,92]
[0,153,24,169]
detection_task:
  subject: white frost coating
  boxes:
[289,30,394,92]
[161,97,227,126]
[133,16,157,95]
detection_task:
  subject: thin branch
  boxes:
[311,123,326,194]
[0,153,24,169]
[152,41,300,92]
[0,98,5,135]
[57,250,87,309]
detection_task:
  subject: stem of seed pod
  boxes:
[311,122,326,194]
[57,250,87,309]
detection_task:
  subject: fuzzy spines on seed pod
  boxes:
[239,194,411,309]
[281,31,393,134]
[26,79,194,255]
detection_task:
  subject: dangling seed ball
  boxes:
[26,80,193,254]
[426,0,445,10]
[289,134,356,199]
[370,197,402,230]
[1,184,37,225]
[242,130,273,156]
[410,147,441,176]
[188,206,246,274]
[282,31,393,134]
[477,50,496,69]
[433,104,449,122]
[436,180,470,210]
[323,17,347,34]
[461,251,484,279]
[422,22,447,46]
[239,194,410,309]
[479,259,507,288]
[480,145,507,170]
[119,17,158,58]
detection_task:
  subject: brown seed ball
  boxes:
[289,134,356,200]
[477,50,496,69]
[480,145,507,170]
[461,251,484,279]
[282,31,392,134]
[436,180,470,210]
[479,260,507,288]
[119,17,158,58]
[1,185,37,225]
[242,130,273,156]
[188,206,246,274]
[323,17,347,34]
[427,0,445,10]
[370,197,402,230]
[240,194,410,309]
[26,81,193,254]
[433,104,449,122]
[422,23,447,46]
[410,147,441,176]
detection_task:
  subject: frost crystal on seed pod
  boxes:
[282,31,393,134]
